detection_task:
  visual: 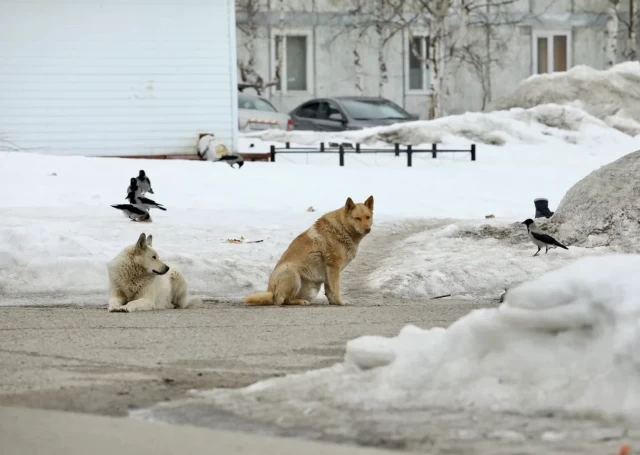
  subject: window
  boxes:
[237,94,278,112]
[406,35,429,92]
[340,99,410,120]
[273,33,311,92]
[533,30,571,74]
[296,102,320,118]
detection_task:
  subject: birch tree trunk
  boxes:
[605,0,620,68]
[376,0,388,96]
[483,2,492,109]
[627,0,638,61]
[439,1,451,117]
[428,0,451,118]
[275,0,285,90]
[353,41,365,95]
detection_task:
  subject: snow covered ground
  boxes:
[1,102,639,304]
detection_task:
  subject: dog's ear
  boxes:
[345,197,355,212]
[135,233,147,251]
[146,234,153,247]
[364,195,374,211]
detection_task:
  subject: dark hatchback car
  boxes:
[289,96,419,131]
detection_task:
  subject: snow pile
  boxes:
[349,254,640,418]
[547,149,640,249]
[0,119,638,304]
[155,255,640,422]
[366,220,609,300]
[246,103,629,147]
[489,62,640,136]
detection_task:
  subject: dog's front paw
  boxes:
[327,296,346,306]
[108,306,129,313]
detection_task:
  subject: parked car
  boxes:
[288,96,419,131]
[237,93,293,132]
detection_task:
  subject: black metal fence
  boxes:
[269,142,476,167]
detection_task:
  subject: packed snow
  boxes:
[366,219,612,300]
[489,62,640,136]
[243,103,631,148]
[136,255,640,424]
[1,99,639,304]
[547,150,640,250]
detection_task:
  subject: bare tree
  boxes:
[235,0,282,95]
[628,0,639,60]
[325,0,405,97]
[605,0,620,67]
[348,1,368,95]
[618,0,639,61]
[455,0,524,110]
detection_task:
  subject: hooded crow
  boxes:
[214,154,244,169]
[111,203,151,222]
[136,170,154,195]
[126,192,167,211]
[126,178,142,198]
[522,218,568,257]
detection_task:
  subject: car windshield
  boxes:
[238,95,278,112]
[340,99,410,120]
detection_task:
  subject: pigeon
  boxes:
[214,154,244,169]
[522,219,568,257]
[126,191,167,211]
[111,203,151,222]
[136,170,154,195]
[126,178,142,198]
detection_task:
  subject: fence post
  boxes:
[356,143,360,153]
[431,143,437,159]
[285,141,290,149]
[407,145,413,167]
[394,143,400,157]
[471,144,476,161]
[270,145,276,162]
[339,144,345,167]
[320,142,325,152]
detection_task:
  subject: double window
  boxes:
[533,30,571,74]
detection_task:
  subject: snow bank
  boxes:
[175,255,640,422]
[366,220,611,300]
[489,62,640,136]
[0,109,638,303]
[547,149,640,249]
[348,254,640,419]
[245,103,630,148]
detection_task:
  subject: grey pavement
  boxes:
[0,405,405,455]
[0,300,489,416]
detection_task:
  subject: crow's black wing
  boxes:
[531,231,568,249]
[111,204,147,215]
[138,196,162,206]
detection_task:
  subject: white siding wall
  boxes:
[0,0,238,156]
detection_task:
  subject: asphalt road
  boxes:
[0,300,489,416]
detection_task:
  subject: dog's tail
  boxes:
[184,296,204,309]
[244,291,274,306]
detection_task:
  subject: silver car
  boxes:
[238,93,293,132]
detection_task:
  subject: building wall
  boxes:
[0,0,238,156]
[237,0,633,118]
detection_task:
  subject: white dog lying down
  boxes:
[107,233,203,312]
